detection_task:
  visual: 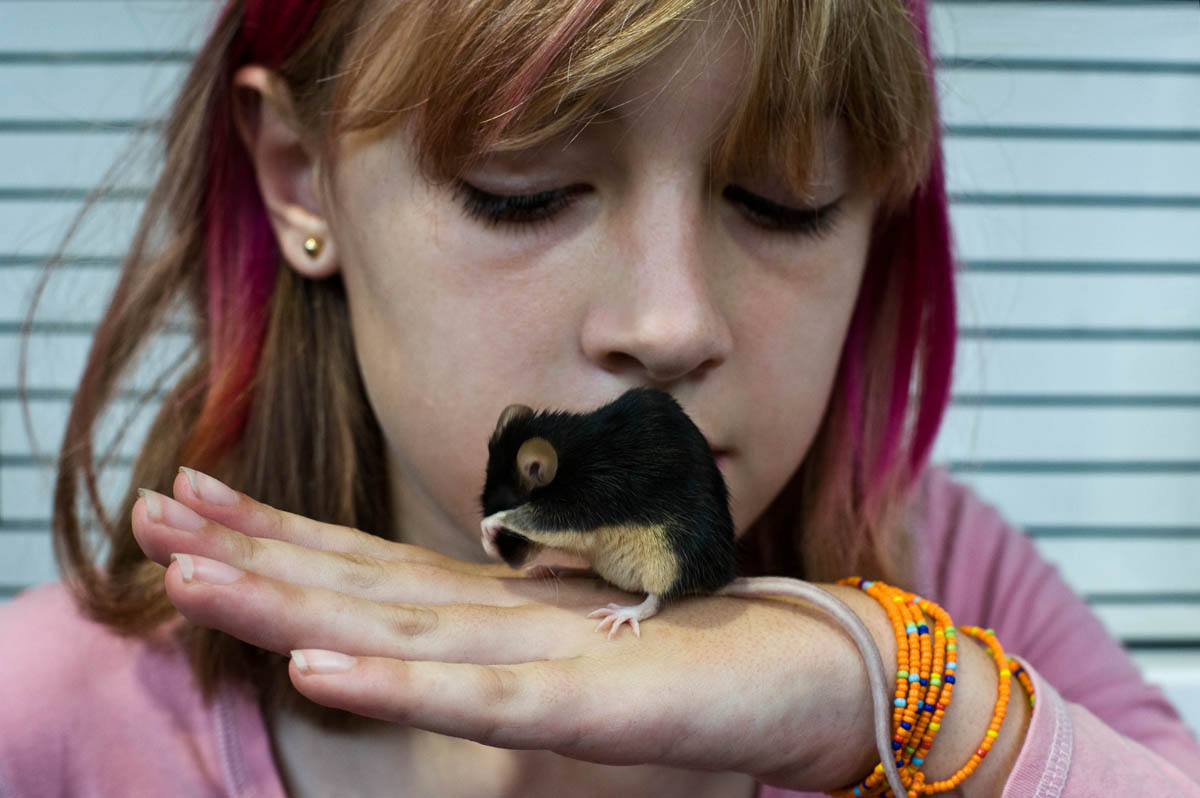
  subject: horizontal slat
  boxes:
[1034,538,1200,595]
[931,4,1200,63]
[935,406,1200,462]
[951,340,1200,395]
[0,64,187,122]
[1,396,159,458]
[1094,603,1200,643]
[1,464,131,522]
[1,266,119,325]
[0,2,213,53]
[0,131,158,190]
[939,70,1200,129]
[0,199,143,257]
[949,204,1200,261]
[0,332,194,392]
[957,273,1200,328]
[956,472,1200,527]
[944,138,1200,197]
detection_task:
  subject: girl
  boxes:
[3,0,1199,796]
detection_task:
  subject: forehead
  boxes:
[489,21,846,187]
[580,13,749,135]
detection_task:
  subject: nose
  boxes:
[580,184,733,384]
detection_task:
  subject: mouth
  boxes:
[708,443,732,471]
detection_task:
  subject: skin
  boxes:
[130,14,1030,798]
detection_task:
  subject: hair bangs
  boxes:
[715,0,935,213]
[324,1,700,179]
[322,0,932,208]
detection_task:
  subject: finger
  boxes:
[163,554,594,663]
[170,467,510,576]
[287,653,652,764]
[134,490,590,607]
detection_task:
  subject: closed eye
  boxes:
[722,185,844,237]
[454,182,590,228]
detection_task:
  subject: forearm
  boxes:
[817,585,1031,798]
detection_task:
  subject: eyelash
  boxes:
[454,181,844,237]
[454,183,587,230]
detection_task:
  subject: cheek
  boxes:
[726,214,872,532]
[332,185,592,541]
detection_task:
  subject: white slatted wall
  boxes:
[2,1,1198,734]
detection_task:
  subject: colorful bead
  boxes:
[828,578,1033,798]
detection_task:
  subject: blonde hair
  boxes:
[27,0,943,718]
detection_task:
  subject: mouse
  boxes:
[479,387,909,798]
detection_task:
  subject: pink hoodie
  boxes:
[1,467,1198,797]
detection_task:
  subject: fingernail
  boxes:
[140,488,205,531]
[292,649,356,675]
[138,488,163,521]
[179,466,238,506]
[170,553,244,584]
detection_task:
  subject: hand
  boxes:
[131,467,888,792]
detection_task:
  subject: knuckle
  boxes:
[386,604,439,638]
[334,550,387,592]
[229,529,263,566]
[271,507,288,541]
[480,665,519,707]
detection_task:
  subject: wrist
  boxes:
[798,583,900,791]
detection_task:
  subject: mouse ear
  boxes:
[491,404,533,444]
[516,437,558,489]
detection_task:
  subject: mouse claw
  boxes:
[587,596,660,639]
[591,613,639,639]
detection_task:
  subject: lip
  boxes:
[710,448,732,471]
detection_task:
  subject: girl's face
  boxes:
[326,25,877,561]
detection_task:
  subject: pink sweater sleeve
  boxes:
[916,466,1200,794]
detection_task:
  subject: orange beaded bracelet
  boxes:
[830,581,958,797]
[828,579,1035,798]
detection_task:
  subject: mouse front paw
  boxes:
[586,594,661,639]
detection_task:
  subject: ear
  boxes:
[490,403,534,444]
[516,437,558,489]
[231,65,339,279]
